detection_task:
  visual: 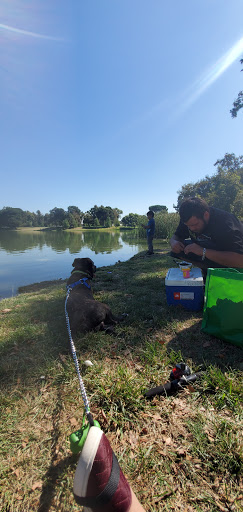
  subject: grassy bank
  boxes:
[0,249,242,512]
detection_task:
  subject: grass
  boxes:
[0,246,242,512]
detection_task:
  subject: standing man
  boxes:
[143,210,155,255]
[170,197,243,269]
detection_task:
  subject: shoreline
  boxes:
[2,226,135,233]
[1,248,169,302]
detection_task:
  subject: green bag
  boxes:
[201,268,243,347]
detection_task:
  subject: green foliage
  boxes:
[0,204,121,230]
[105,217,112,228]
[121,213,140,227]
[149,204,168,213]
[87,205,122,227]
[67,206,83,226]
[136,212,179,239]
[49,207,66,227]
[231,91,243,118]
[230,58,243,118]
[154,212,180,239]
[0,207,43,229]
[93,217,100,227]
[83,212,93,226]
[176,153,243,217]
[201,366,242,411]
[62,218,70,230]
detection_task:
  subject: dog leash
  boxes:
[65,284,100,454]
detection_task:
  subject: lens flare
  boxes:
[181,36,243,112]
[0,22,62,41]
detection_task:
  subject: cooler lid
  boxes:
[165,267,204,286]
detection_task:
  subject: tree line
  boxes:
[0,204,168,230]
[0,205,123,230]
[1,152,242,230]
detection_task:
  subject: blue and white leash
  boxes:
[65,280,92,420]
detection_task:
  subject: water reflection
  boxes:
[0,229,147,299]
[0,229,127,254]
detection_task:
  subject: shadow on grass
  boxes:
[37,386,77,512]
[166,319,243,370]
[0,290,69,390]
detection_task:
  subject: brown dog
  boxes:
[66,258,122,334]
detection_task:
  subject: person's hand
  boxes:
[184,243,203,256]
[170,240,185,253]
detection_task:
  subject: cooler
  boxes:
[165,267,204,311]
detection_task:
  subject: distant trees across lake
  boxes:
[0,205,123,230]
[1,152,242,230]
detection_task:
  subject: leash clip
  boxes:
[70,412,100,454]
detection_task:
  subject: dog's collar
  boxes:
[67,277,91,291]
[71,270,93,280]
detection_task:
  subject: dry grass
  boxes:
[0,248,242,512]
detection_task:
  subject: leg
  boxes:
[129,490,145,512]
[147,235,154,254]
[73,426,145,512]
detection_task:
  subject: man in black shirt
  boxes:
[170,197,243,269]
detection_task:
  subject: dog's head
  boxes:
[72,258,96,278]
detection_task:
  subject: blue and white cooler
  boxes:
[165,267,204,311]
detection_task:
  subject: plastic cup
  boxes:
[182,269,190,278]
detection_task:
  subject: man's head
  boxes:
[179,197,210,233]
[147,210,154,219]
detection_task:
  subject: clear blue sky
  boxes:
[1,1,243,218]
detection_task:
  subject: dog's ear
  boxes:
[72,258,81,268]
[86,258,96,277]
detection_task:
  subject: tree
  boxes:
[62,218,70,230]
[149,205,168,213]
[83,213,93,227]
[66,213,78,228]
[67,206,83,226]
[105,217,112,228]
[230,59,243,118]
[36,210,44,227]
[93,217,100,227]
[175,153,243,217]
[49,207,66,227]
[88,205,118,226]
[0,207,25,228]
[44,213,50,227]
[112,208,123,225]
[121,213,140,227]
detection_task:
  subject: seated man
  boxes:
[170,197,243,271]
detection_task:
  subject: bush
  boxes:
[137,212,179,239]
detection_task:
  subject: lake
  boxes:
[0,229,155,300]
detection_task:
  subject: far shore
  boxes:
[8,226,136,233]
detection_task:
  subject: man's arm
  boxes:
[184,243,243,268]
[170,234,186,253]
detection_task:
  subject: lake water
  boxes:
[0,229,152,299]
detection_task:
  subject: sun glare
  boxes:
[0,22,62,41]
[181,36,243,112]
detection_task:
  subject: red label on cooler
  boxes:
[174,292,180,300]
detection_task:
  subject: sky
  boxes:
[0,0,243,218]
